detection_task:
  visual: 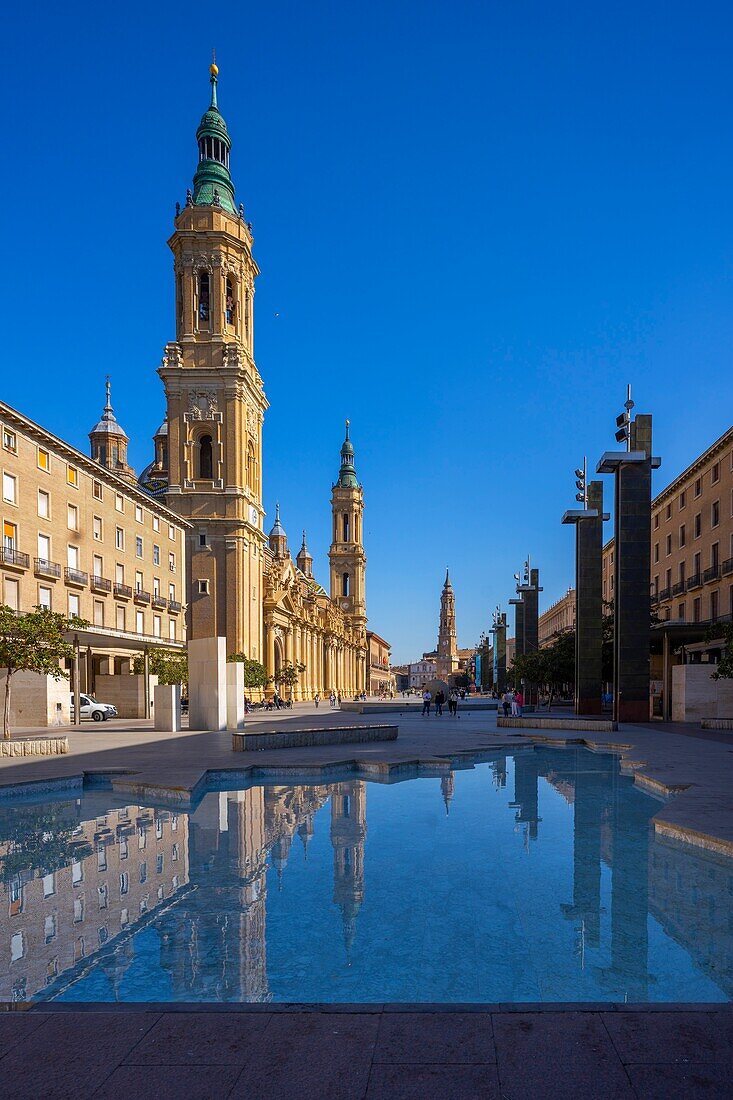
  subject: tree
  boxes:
[0,802,92,882]
[706,623,733,680]
[132,648,188,686]
[0,605,87,741]
[227,654,271,689]
[275,660,306,699]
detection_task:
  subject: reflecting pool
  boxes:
[0,747,730,1003]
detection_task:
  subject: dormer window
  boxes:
[198,273,210,324]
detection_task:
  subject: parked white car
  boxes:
[70,693,118,722]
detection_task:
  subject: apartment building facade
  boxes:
[538,588,576,646]
[0,401,188,710]
[602,425,733,628]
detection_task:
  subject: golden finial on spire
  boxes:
[210,48,218,77]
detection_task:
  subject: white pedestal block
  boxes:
[226,661,246,731]
[188,636,227,731]
[154,684,181,732]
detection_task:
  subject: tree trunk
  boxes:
[548,685,555,712]
[3,670,11,741]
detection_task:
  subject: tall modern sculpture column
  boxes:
[511,560,542,704]
[562,462,608,714]
[490,607,507,695]
[597,387,661,724]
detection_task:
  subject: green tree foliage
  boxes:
[706,622,733,680]
[227,654,271,689]
[275,661,306,698]
[0,802,93,883]
[132,648,188,686]
[0,605,88,741]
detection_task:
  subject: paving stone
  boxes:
[602,1010,733,1064]
[366,1062,502,1098]
[0,1012,160,1099]
[374,1012,495,1064]
[230,1011,379,1099]
[0,1012,50,1056]
[93,1063,241,1098]
[122,1011,273,1065]
[626,1062,732,1099]
[492,1012,635,1099]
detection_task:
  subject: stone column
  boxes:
[598,413,658,723]
[563,483,606,714]
[509,597,524,672]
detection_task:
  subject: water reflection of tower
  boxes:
[510,752,542,840]
[491,755,508,789]
[440,773,455,814]
[560,749,610,948]
[330,782,367,957]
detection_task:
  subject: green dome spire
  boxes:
[337,419,359,488]
[192,59,237,215]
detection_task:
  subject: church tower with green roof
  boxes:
[157,60,267,663]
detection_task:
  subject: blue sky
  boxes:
[3,1,733,663]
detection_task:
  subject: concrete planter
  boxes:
[0,737,69,756]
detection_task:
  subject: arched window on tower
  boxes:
[354,515,359,542]
[342,572,350,597]
[342,514,350,541]
[198,273,210,324]
[225,277,235,326]
[199,435,213,480]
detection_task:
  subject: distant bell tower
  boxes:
[329,421,366,626]
[436,569,459,680]
[330,781,367,958]
[158,60,267,660]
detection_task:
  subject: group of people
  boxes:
[421,687,461,716]
[500,688,524,717]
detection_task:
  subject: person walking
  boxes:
[502,689,512,718]
[314,692,320,709]
[336,692,342,708]
[514,688,524,717]
[434,689,445,716]
[448,688,459,717]
[422,689,432,717]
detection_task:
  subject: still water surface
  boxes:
[0,747,730,1003]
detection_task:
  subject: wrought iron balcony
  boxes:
[687,573,702,590]
[113,582,132,599]
[133,589,151,605]
[151,595,167,610]
[722,557,733,576]
[671,580,686,596]
[657,587,671,602]
[167,599,182,613]
[34,557,61,578]
[64,567,88,587]
[703,564,721,583]
[90,575,112,593]
[1,547,29,569]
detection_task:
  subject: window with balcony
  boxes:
[37,532,50,561]
[115,563,124,583]
[2,473,16,504]
[135,570,143,592]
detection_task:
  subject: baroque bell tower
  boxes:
[436,569,459,680]
[158,61,267,660]
[329,422,367,626]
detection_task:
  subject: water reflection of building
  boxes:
[330,782,367,958]
[649,833,733,998]
[0,800,189,1002]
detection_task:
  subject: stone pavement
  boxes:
[1,1004,729,1098]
